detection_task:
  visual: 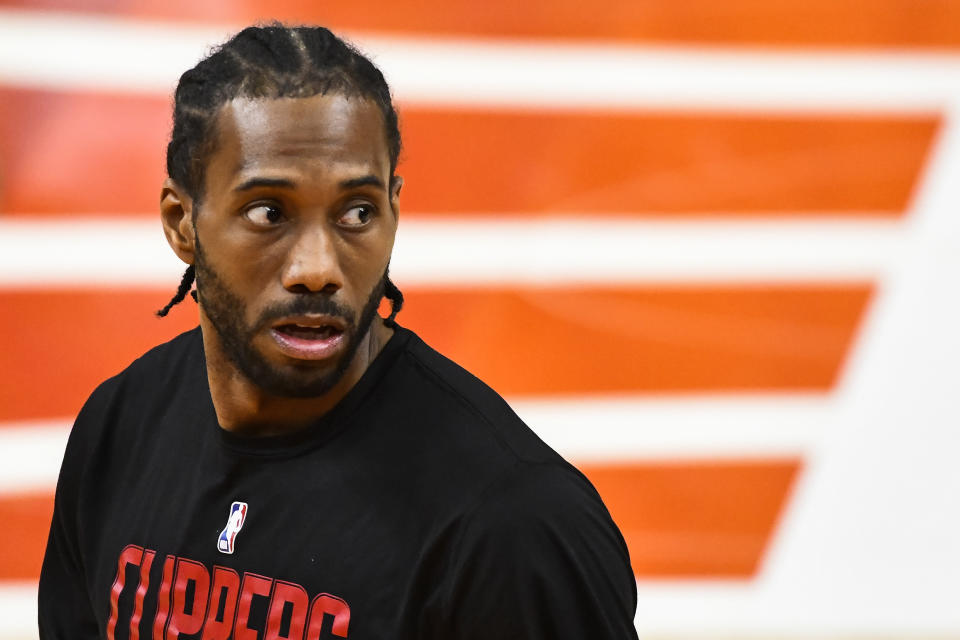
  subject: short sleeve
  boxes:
[428,463,639,639]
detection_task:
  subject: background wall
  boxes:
[1,1,960,638]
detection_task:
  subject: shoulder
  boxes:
[114,326,204,391]
[391,326,562,465]
[458,461,628,556]
[101,326,200,398]
[53,327,205,516]
[426,461,639,638]
[66,327,203,452]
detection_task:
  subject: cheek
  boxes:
[219,233,287,283]
[342,239,391,292]
[202,242,281,319]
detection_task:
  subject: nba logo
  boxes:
[217,501,248,554]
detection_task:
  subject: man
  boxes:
[39,24,639,639]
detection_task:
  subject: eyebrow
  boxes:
[233,177,296,193]
[232,175,386,193]
[340,175,386,191]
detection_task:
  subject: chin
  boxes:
[239,341,355,399]
[253,364,346,398]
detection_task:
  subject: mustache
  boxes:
[256,295,356,329]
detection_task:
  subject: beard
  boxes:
[193,233,386,398]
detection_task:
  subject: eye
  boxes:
[338,204,374,228]
[243,203,285,227]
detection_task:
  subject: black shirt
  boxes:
[39,325,638,639]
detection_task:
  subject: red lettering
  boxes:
[109,548,348,640]
[130,549,156,640]
[107,545,144,640]
[151,555,176,640]
[166,557,211,639]
[201,566,241,640]
[234,573,274,640]
[265,580,309,640]
[305,594,350,639]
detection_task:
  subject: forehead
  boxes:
[206,94,390,187]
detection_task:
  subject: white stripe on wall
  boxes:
[515,392,829,462]
[0,393,826,495]
[0,421,71,495]
[0,581,37,640]
[0,217,903,287]
[0,8,959,111]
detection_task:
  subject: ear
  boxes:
[160,178,196,265]
[389,175,403,220]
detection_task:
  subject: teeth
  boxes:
[280,324,337,339]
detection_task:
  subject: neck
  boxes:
[201,317,393,436]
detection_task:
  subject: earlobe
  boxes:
[160,178,196,265]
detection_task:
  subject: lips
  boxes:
[269,316,348,361]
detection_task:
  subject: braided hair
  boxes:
[157,24,404,324]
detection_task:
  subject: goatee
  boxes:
[193,233,386,398]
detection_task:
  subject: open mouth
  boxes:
[270,320,348,361]
[274,324,343,340]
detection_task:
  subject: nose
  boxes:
[280,223,344,294]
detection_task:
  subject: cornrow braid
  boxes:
[384,276,404,326]
[156,266,197,317]
[159,23,404,318]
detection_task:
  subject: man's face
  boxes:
[191,94,399,397]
